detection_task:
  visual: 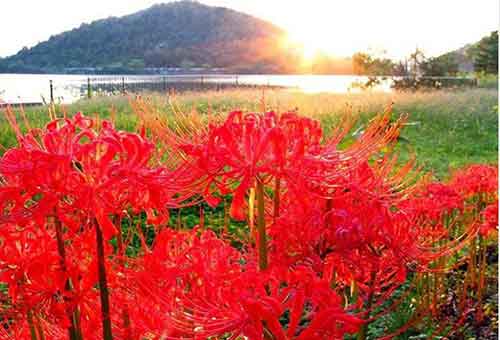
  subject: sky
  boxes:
[1,0,498,59]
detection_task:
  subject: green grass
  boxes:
[1,88,497,178]
[477,73,499,89]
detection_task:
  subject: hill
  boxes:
[421,31,498,76]
[0,1,301,74]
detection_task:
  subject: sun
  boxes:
[281,32,322,67]
[301,44,319,62]
[279,10,356,62]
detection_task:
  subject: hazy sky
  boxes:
[1,0,498,59]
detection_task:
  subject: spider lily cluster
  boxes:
[0,104,497,340]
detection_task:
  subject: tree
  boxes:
[409,48,425,76]
[393,59,409,76]
[352,52,372,75]
[352,51,395,76]
[470,31,498,74]
[421,53,459,76]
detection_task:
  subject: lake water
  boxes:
[0,74,393,104]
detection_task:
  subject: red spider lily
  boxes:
[74,125,174,238]
[0,224,96,337]
[450,164,498,200]
[269,157,425,269]
[1,110,175,236]
[269,192,416,298]
[172,110,322,220]
[0,102,497,340]
[157,108,417,279]
[0,224,64,318]
[0,224,109,340]
[399,182,463,221]
[479,202,498,237]
[127,228,363,339]
[0,110,179,340]
[163,109,407,219]
[148,106,439,339]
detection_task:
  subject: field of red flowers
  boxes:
[0,102,497,339]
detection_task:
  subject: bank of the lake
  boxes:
[0,88,497,178]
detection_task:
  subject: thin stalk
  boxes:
[476,236,487,321]
[177,209,182,230]
[54,216,82,340]
[256,180,268,271]
[460,269,469,313]
[223,202,229,235]
[248,188,256,242]
[357,270,377,340]
[122,309,132,340]
[325,199,333,225]
[425,273,430,315]
[35,317,45,340]
[435,215,450,315]
[263,326,275,340]
[429,222,436,316]
[273,178,281,223]
[431,267,438,316]
[324,199,333,260]
[426,273,433,327]
[350,279,358,303]
[116,223,132,340]
[255,179,274,340]
[199,206,205,230]
[415,273,422,313]
[95,220,113,340]
[469,238,476,296]
[27,310,38,340]
[71,310,82,340]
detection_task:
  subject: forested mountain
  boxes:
[421,31,498,76]
[2,0,496,76]
[0,1,301,74]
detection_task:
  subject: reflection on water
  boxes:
[0,74,393,104]
[0,74,87,104]
[217,75,392,94]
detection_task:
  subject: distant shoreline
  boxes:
[0,70,362,76]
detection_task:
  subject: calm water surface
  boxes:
[0,74,393,104]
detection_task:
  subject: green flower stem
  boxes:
[95,220,113,340]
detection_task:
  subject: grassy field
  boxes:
[1,87,497,178]
[0,87,497,339]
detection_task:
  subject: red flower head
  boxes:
[480,202,498,237]
[450,164,498,200]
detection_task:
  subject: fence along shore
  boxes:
[0,75,478,107]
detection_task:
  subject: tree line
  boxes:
[351,31,498,77]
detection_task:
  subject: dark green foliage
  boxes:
[352,32,497,78]
[421,53,459,76]
[352,52,395,76]
[469,31,498,75]
[365,281,421,339]
[422,30,498,77]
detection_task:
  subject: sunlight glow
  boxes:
[251,0,499,60]
[286,26,355,60]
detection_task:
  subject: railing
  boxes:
[81,75,279,101]
[1,74,280,106]
[0,75,480,107]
